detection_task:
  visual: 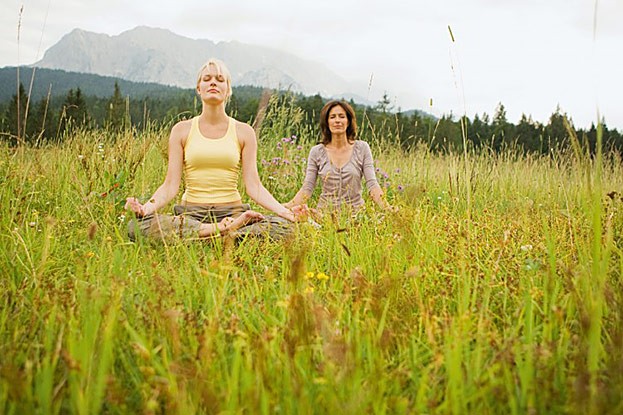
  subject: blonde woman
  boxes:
[125,58,297,240]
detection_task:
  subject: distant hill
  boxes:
[399,108,437,120]
[33,26,358,98]
[0,66,436,123]
[0,66,194,102]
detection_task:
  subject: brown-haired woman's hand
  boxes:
[276,207,300,222]
[291,204,311,222]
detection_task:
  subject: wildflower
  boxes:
[282,137,291,143]
[520,244,533,252]
[85,251,95,259]
[395,168,401,173]
[305,271,315,280]
[78,154,84,159]
[398,185,404,191]
[297,145,303,151]
[316,272,329,281]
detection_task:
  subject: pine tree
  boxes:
[107,81,127,130]
[58,88,89,138]
[516,114,541,153]
[492,102,509,150]
[2,83,28,145]
[544,106,568,151]
[31,97,54,143]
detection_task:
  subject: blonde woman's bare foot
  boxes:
[221,211,264,234]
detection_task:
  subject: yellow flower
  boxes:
[305,271,315,280]
[85,251,95,259]
[316,272,329,281]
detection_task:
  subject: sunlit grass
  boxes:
[1,102,622,414]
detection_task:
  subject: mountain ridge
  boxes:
[34,26,356,98]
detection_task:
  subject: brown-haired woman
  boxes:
[285,100,392,213]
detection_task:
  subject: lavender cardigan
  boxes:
[301,140,381,209]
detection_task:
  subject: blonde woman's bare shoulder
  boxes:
[234,119,257,144]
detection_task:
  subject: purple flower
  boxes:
[282,137,291,143]
[398,185,404,191]
[395,168,401,173]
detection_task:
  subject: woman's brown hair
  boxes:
[319,100,357,144]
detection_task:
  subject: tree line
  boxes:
[1,81,621,155]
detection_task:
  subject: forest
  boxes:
[1,67,621,154]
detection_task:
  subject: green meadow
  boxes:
[1,100,622,414]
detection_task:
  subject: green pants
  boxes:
[127,204,293,242]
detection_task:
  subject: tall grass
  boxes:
[0,99,622,414]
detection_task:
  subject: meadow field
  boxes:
[1,103,622,414]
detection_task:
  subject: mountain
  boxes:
[34,26,356,98]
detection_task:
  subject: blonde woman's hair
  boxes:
[196,58,233,100]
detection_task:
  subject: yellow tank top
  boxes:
[182,116,242,204]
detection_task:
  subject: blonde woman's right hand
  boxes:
[125,197,149,217]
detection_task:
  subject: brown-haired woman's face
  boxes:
[327,105,349,136]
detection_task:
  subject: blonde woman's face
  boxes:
[196,65,229,103]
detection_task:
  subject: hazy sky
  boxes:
[2,0,622,129]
